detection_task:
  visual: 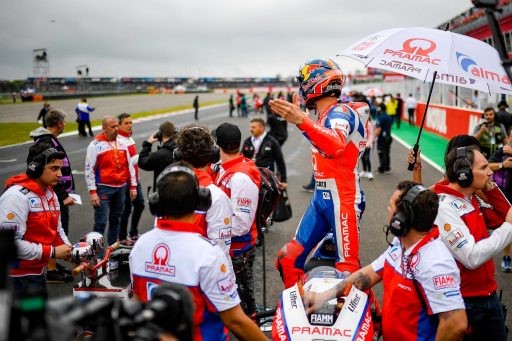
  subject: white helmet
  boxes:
[71,242,95,264]
[83,231,104,255]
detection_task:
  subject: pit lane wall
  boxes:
[410,103,482,139]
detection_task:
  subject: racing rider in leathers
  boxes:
[269,58,369,287]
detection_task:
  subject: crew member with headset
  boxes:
[302,181,467,341]
[434,146,512,340]
[0,143,72,298]
[138,121,178,190]
[128,162,266,341]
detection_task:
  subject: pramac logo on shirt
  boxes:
[145,244,175,277]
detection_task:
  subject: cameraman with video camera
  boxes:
[138,121,178,189]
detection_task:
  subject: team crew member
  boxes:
[129,163,266,341]
[30,109,76,281]
[85,116,137,246]
[0,143,72,298]
[303,181,467,341]
[117,113,145,245]
[241,117,287,188]
[269,58,369,287]
[75,98,95,137]
[213,122,260,317]
[175,124,233,260]
[434,146,512,340]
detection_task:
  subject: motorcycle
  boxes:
[71,232,133,300]
[266,266,375,341]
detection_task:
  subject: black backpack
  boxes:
[256,167,282,235]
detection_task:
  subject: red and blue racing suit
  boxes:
[276,101,369,288]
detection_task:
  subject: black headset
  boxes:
[388,184,427,237]
[26,147,60,179]
[173,127,220,164]
[453,147,473,188]
[148,165,212,216]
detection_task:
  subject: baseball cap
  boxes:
[213,122,241,151]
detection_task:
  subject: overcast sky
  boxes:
[1,0,474,80]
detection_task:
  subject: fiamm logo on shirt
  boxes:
[145,244,175,277]
[433,275,456,290]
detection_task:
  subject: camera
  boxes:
[153,131,163,142]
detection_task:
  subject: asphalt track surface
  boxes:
[0,95,510,338]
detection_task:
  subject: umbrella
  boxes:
[341,27,512,94]
[365,87,383,97]
[339,26,512,170]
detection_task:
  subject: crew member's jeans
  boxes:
[119,182,145,240]
[12,274,47,300]
[93,184,127,246]
[463,293,507,341]
[232,246,256,315]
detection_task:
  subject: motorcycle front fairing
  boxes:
[272,270,374,341]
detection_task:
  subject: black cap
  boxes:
[213,122,241,151]
[498,100,509,108]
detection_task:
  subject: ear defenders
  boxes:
[389,184,427,237]
[148,165,212,217]
[454,147,473,188]
[26,147,60,179]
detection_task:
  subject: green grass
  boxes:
[391,122,448,169]
[0,100,224,147]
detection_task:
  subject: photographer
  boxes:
[129,162,266,341]
[138,121,177,189]
[472,107,507,159]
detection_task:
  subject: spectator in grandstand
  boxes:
[241,117,287,188]
[495,100,511,133]
[405,93,417,126]
[117,113,145,247]
[85,116,137,246]
[193,95,199,120]
[473,106,507,159]
[75,98,95,137]
[37,102,50,128]
[138,121,178,190]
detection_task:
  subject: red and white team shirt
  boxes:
[193,169,232,260]
[85,133,137,193]
[371,231,464,340]
[129,220,240,341]
[117,130,140,180]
